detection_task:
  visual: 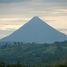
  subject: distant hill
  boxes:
[1,16,67,43]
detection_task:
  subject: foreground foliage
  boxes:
[0,63,67,67]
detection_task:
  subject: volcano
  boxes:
[1,16,67,43]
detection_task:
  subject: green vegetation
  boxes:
[0,41,67,67]
[0,63,67,67]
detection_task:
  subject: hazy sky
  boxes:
[0,0,67,39]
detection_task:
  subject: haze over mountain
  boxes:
[1,16,67,43]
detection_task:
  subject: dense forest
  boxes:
[0,41,67,67]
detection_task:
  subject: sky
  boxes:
[0,0,67,39]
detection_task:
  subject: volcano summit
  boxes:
[1,16,67,43]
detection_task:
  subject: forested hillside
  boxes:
[0,41,67,67]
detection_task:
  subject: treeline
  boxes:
[0,40,67,49]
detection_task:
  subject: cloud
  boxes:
[0,0,30,3]
[0,29,15,39]
[59,29,67,31]
[0,0,67,17]
[41,0,67,8]
[42,0,67,2]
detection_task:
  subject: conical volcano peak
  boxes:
[32,16,41,19]
[1,16,67,43]
[28,16,46,25]
[30,16,43,22]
